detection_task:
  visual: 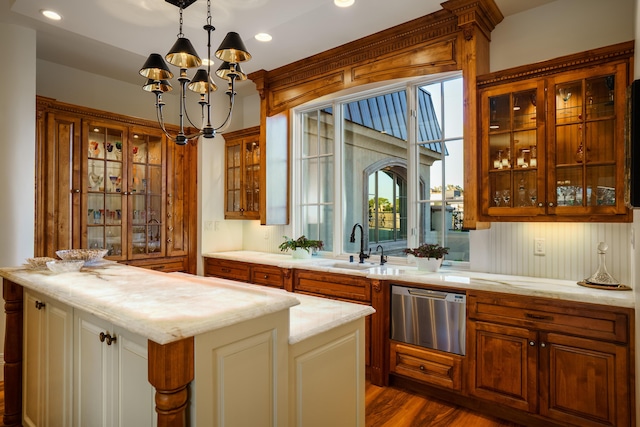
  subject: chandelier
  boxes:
[139,0,251,145]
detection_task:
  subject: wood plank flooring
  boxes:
[0,381,520,426]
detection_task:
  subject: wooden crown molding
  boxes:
[477,41,635,88]
[248,0,502,116]
[36,95,199,144]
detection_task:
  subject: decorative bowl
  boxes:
[46,259,85,273]
[25,257,56,270]
[56,249,109,264]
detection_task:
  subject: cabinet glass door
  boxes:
[86,124,126,259]
[130,131,165,258]
[226,143,242,214]
[550,65,623,215]
[485,83,541,214]
[244,140,260,213]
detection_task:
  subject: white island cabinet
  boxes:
[1,263,373,427]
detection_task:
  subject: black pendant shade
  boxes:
[142,79,173,93]
[166,37,202,68]
[139,53,173,80]
[216,61,247,82]
[188,69,217,94]
[215,32,252,63]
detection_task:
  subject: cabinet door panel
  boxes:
[45,300,74,426]
[468,321,537,413]
[540,332,630,427]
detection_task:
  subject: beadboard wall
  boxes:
[486,222,632,285]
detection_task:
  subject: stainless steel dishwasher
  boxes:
[390,285,466,355]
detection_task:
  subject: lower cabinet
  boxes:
[204,257,286,287]
[468,292,632,427]
[73,310,156,427]
[23,291,73,427]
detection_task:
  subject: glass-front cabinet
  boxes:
[478,52,631,222]
[85,123,166,260]
[224,126,261,220]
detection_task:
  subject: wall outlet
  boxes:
[534,238,545,256]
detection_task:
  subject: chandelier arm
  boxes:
[155,93,180,143]
[213,92,235,133]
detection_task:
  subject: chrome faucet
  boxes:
[350,223,370,263]
[376,245,387,265]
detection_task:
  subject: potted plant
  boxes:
[404,243,449,271]
[279,235,324,259]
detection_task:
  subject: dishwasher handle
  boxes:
[407,288,448,299]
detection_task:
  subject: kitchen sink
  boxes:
[329,262,379,270]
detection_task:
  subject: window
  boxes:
[294,74,468,262]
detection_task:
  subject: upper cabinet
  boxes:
[36,97,198,273]
[477,42,633,222]
[224,126,261,220]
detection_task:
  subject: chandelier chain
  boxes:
[207,0,212,26]
[177,5,184,38]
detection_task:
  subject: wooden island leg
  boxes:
[3,280,23,427]
[148,337,195,427]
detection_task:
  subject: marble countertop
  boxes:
[170,273,376,345]
[0,262,300,345]
[203,251,635,309]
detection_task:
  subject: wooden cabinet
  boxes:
[224,126,260,219]
[73,310,156,427]
[204,257,286,289]
[23,291,73,427]
[468,291,632,427]
[477,42,633,222]
[36,96,197,273]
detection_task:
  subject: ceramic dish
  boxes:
[46,259,85,273]
[25,257,56,270]
[56,249,109,264]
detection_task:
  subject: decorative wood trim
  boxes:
[148,337,195,427]
[477,41,635,89]
[248,0,503,116]
[3,280,23,427]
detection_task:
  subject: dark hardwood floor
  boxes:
[0,381,519,426]
[365,381,521,427]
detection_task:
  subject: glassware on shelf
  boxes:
[493,191,501,207]
[494,150,503,169]
[605,76,615,104]
[528,189,537,206]
[586,242,619,285]
[109,175,118,192]
[559,88,572,105]
[502,148,511,169]
[502,189,511,206]
[529,145,537,167]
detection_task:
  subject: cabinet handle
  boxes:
[548,202,554,207]
[540,342,547,348]
[264,275,269,279]
[99,332,117,346]
[168,226,174,231]
[221,268,231,273]
[537,202,544,207]
[419,365,425,371]
[72,189,80,193]
[529,341,536,346]
[525,313,553,321]
[166,238,172,243]
[167,194,173,206]
[35,301,46,310]
[167,213,172,219]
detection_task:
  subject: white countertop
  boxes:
[203,251,635,309]
[171,272,376,345]
[0,262,300,345]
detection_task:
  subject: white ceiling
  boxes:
[1,0,556,93]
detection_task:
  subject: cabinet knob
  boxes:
[548,202,554,207]
[529,341,536,346]
[99,332,117,346]
[35,301,46,310]
[167,213,172,219]
[419,365,425,371]
[537,202,544,207]
[264,275,269,279]
[166,238,172,243]
[168,226,174,231]
[72,189,80,193]
[540,342,546,348]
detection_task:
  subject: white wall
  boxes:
[0,23,37,382]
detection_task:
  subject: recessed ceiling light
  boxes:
[254,33,272,42]
[334,0,355,7]
[41,9,62,21]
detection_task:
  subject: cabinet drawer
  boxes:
[294,270,371,302]
[390,341,462,391]
[126,257,187,273]
[468,292,629,343]
[251,265,284,288]
[204,258,250,282]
